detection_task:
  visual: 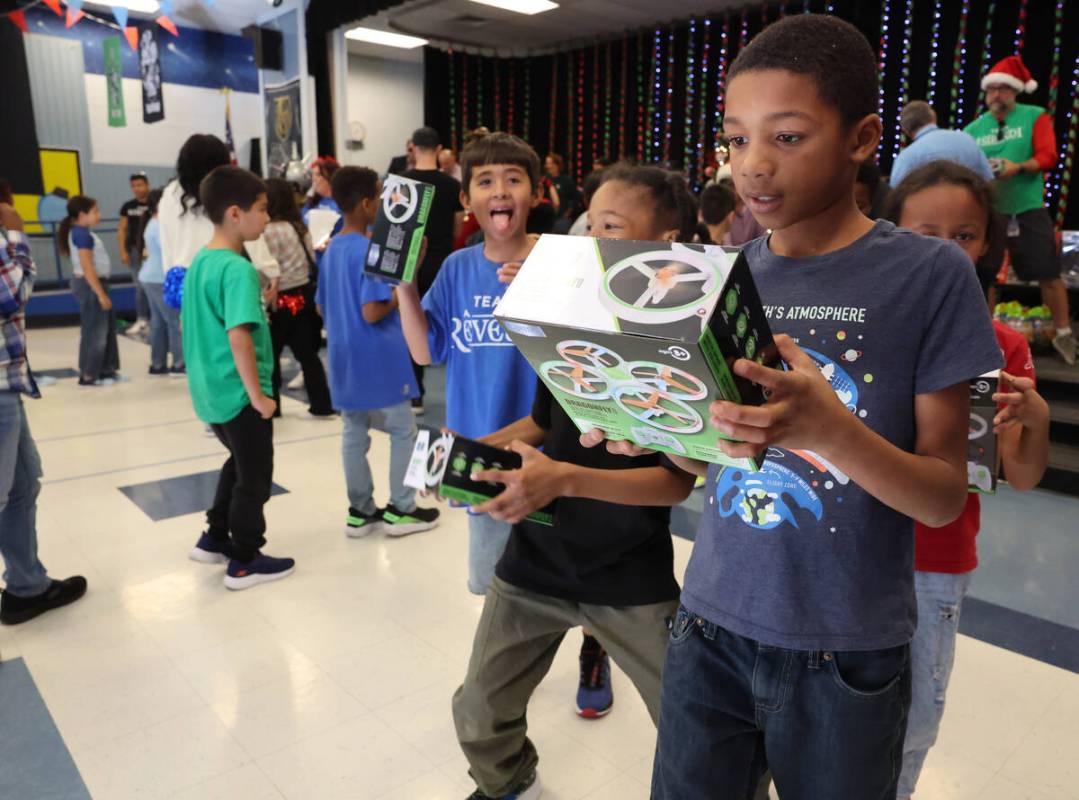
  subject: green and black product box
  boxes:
[405,431,554,526]
[364,173,435,284]
[494,235,780,470]
[967,372,999,494]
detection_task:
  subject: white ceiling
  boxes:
[356,0,751,56]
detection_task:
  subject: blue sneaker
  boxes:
[576,644,613,719]
[465,771,541,800]
[224,553,295,591]
[188,532,232,564]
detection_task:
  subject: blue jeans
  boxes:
[652,607,911,800]
[142,280,183,370]
[341,402,416,515]
[71,276,119,380]
[897,570,972,798]
[467,512,512,595]
[0,393,50,597]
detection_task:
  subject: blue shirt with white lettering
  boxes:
[422,243,536,438]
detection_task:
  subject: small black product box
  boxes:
[364,173,435,284]
[967,373,998,494]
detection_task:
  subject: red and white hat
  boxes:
[981,55,1038,93]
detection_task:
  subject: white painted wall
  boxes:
[84,75,262,168]
[344,53,425,175]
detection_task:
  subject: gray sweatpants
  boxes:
[452,575,678,797]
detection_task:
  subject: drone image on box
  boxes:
[364,173,435,284]
[496,235,780,469]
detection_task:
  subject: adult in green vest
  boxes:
[965,55,1075,365]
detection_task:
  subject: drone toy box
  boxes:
[495,235,780,470]
[404,432,555,526]
[364,173,435,284]
[967,372,999,494]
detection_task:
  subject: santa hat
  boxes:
[981,55,1038,94]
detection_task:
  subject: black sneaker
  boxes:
[466,771,541,800]
[169,365,187,379]
[149,366,169,376]
[345,507,386,538]
[0,577,88,625]
[381,504,440,537]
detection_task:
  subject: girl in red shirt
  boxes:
[886,160,1051,799]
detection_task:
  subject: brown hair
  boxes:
[460,132,541,195]
[884,160,1004,293]
[58,195,98,257]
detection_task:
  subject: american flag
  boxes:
[224,88,237,165]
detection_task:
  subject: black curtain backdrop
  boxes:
[0,16,44,195]
[422,0,1079,229]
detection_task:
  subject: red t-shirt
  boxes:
[915,321,1036,573]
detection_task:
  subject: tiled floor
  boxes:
[3,326,1079,799]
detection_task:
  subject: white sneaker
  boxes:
[126,320,147,336]
[1052,332,1077,366]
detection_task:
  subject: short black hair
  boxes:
[130,172,149,184]
[728,14,878,126]
[600,164,698,241]
[856,160,882,194]
[331,166,379,214]
[412,126,441,150]
[199,166,266,225]
[460,132,541,194]
[699,183,738,226]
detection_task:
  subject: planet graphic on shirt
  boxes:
[715,461,823,530]
[839,348,863,363]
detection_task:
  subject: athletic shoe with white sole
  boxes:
[1052,331,1077,366]
[345,507,386,538]
[465,771,541,800]
[188,532,232,564]
[224,553,295,590]
[381,504,440,537]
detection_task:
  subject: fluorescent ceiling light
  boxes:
[345,27,429,49]
[469,0,559,13]
[85,0,161,13]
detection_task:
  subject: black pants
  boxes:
[207,405,273,562]
[270,285,333,415]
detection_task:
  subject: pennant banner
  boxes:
[66,9,84,27]
[123,26,138,50]
[156,15,178,36]
[7,10,28,32]
[138,26,165,123]
[103,36,126,127]
[111,5,128,29]
[42,0,63,16]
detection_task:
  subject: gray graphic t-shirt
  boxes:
[682,221,1002,651]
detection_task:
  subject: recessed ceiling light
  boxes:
[84,0,161,13]
[344,27,429,49]
[468,0,559,15]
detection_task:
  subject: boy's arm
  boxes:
[471,441,696,524]
[227,325,276,419]
[578,428,709,476]
[361,291,399,325]
[480,415,547,449]
[994,371,1050,491]
[0,206,35,318]
[396,280,433,365]
[117,215,130,265]
[714,335,970,527]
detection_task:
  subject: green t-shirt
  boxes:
[964,103,1046,215]
[180,247,273,423]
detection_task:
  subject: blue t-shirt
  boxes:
[890,125,995,187]
[683,221,1002,652]
[421,243,536,438]
[138,217,164,284]
[316,233,417,411]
